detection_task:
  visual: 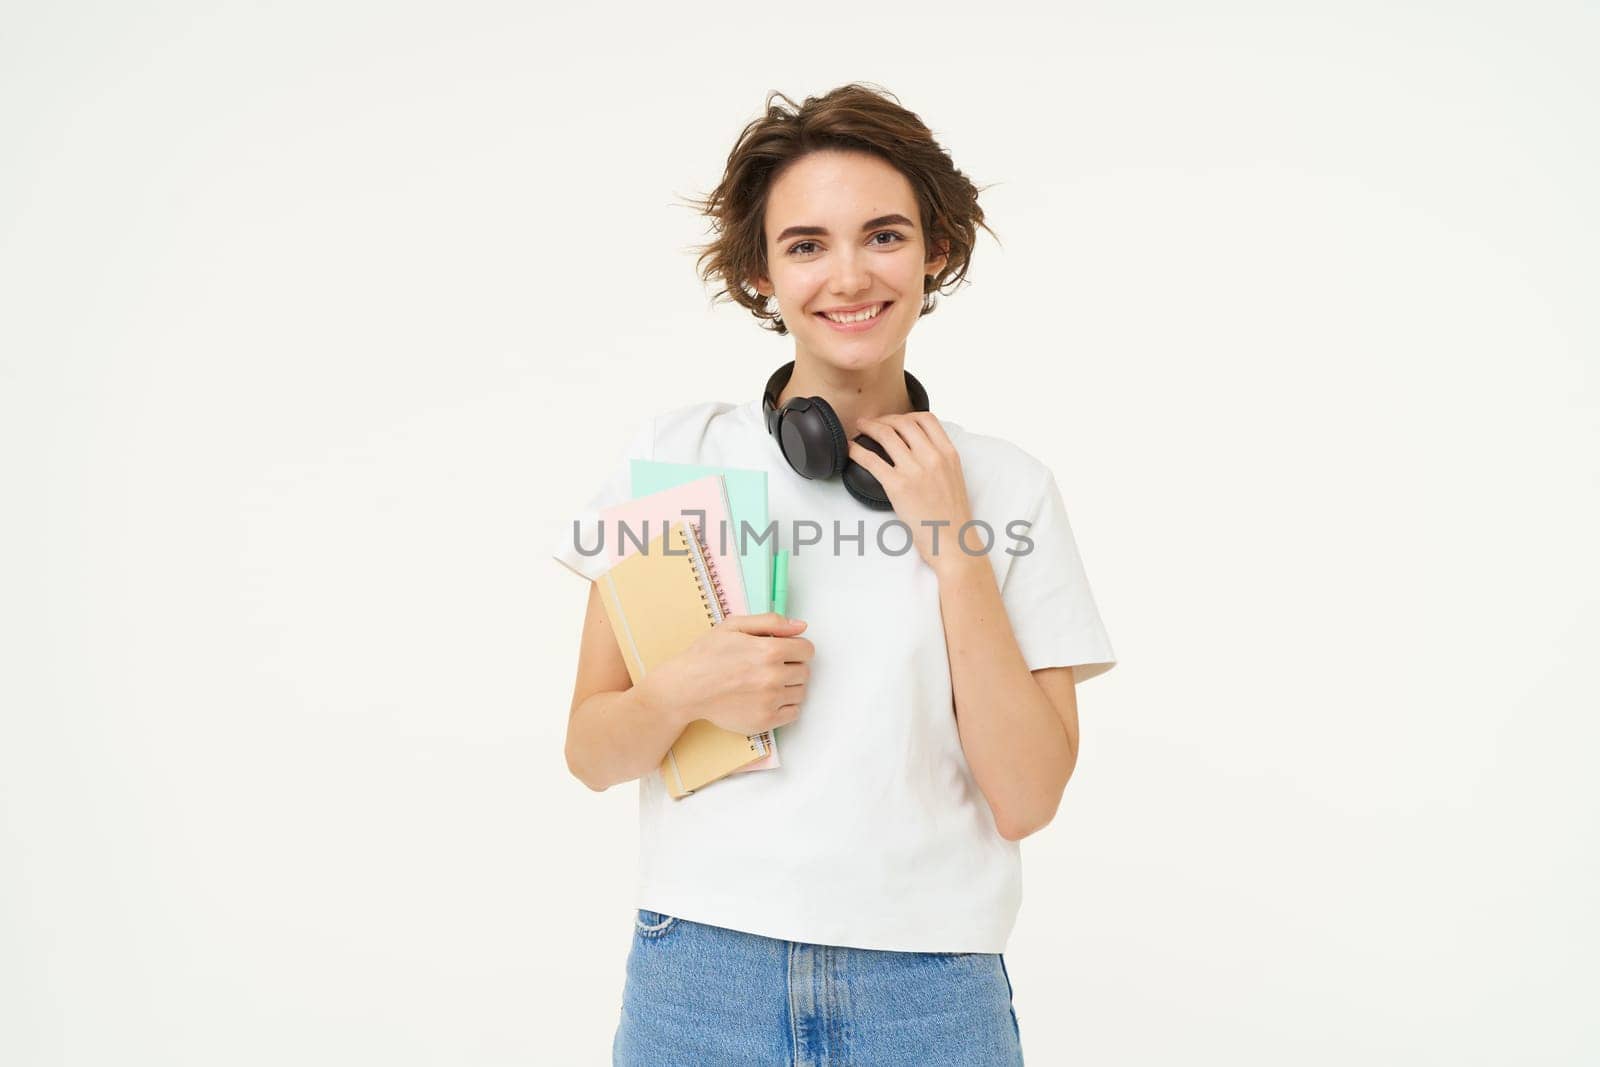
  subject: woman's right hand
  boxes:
[638,613,813,737]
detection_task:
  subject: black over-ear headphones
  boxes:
[762,360,931,511]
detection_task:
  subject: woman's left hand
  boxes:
[848,412,979,579]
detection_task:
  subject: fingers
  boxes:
[766,634,815,663]
[856,411,953,469]
[770,701,803,727]
[772,663,808,724]
[847,437,888,478]
[892,414,939,455]
[855,415,915,467]
[721,612,807,635]
[909,411,959,457]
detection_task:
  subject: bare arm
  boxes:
[844,411,1082,841]
[563,582,691,791]
[563,583,813,792]
[938,553,1081,840]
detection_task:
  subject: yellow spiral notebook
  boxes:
[594,518,768,798]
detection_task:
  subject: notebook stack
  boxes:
[593,468,781,798]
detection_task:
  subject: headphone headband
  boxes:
[762,361,929,435]
[761,360,932,510]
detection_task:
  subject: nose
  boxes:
[828,246,871,299]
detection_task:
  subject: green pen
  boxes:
[772,549,789,617]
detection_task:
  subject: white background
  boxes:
[3,2,1596,1064]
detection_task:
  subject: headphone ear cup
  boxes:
[777,400,847,479]
[843,463,894,510]
[842,433,895,510]
[811,400,848,479]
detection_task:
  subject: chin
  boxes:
[807,346,899,374]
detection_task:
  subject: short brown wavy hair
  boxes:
[682,83,1000,336]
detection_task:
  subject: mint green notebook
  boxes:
[631,460,772,614]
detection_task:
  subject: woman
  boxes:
[553,83,1116,1066]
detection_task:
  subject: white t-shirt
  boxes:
[551,394,1116,952]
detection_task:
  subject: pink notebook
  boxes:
[598,475,780,773]
[597,474,748,612]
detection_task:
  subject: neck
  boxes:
[777,353,915,442]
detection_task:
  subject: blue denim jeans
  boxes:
[614,909,1025,1065]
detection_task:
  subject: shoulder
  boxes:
[940,417,1056,496]
[624,398,753,458]
[650,398,744,434]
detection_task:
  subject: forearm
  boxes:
[565,684,688,792]
[937,555,1076,838]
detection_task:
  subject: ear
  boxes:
[925,238,950,279]
[752,276,774,298]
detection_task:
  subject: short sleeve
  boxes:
[549,415,655,582]
[999,470,1117,683]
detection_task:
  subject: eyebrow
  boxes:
[772,213,916,245]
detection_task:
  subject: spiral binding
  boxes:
[677,518,770,759]
[679,520,731,625]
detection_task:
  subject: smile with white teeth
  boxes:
[820,302,887,324]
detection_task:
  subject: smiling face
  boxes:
[754,149,948,374]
